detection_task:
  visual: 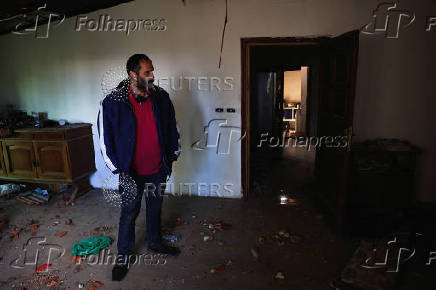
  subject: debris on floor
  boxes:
[44,276,60,288]
[250,247,259,261]
[93,226,113,234]
[210,264,226,273]
[56,231,67,238]
[200,220,232,232]
[279,190,300,206]
[71,236,112,259]
[0,219,9,231]
[272,229,302,245]
[275,271,285,279]
[0,184,356,289]
[87,280,104,289]
[15,188,50,205]
[72,256,83,264]
[36,264,51,272]
[27,269,65,289]
[0,183,23,196]
[175,217,183,226]
[7,226,21,241]
[162,233,181,243]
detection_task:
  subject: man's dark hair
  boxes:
[126,54,151,76]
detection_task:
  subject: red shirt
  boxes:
[128,89,162,175]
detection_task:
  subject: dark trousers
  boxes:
[117,166,167,256]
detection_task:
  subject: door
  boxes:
[34,142,71,179]
[252,71,283,145]
[315,30,359,231]
[2,140,37,178]
[250,71,283,192]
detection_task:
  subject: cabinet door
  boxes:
[2,141,37,178]
[34,142,71,179]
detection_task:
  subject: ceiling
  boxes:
[0,0,133,35]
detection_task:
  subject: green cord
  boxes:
[71,236,112,256]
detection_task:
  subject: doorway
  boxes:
[241,32,359,230]
[241,38,324,199]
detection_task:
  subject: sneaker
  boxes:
[148,243,180,256]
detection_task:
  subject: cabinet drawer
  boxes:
[34,131,65,140]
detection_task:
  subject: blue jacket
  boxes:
[97,79,181,177]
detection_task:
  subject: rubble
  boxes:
[87,280,104,289]
[210,264,225,273]
[162,234,181,243]
[0,219,9,231]
[175,217,183,226]
[56,231,67,238]
[275,272,285,279]
[36,264,51,272]
[250,247,259,260]
[8,226,21,241]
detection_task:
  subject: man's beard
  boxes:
[136,77,155,93]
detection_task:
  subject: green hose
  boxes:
[71,236,112,256]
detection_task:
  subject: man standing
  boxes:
[97,54,181,281]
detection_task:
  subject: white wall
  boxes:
[284,70,301,104]
[0,0,435,201]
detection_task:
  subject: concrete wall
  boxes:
[0,0,435,201]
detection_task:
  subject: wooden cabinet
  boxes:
[0,124,96,199]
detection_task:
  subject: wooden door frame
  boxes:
[240,37,327,198]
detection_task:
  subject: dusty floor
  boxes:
[0,182,357,290]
